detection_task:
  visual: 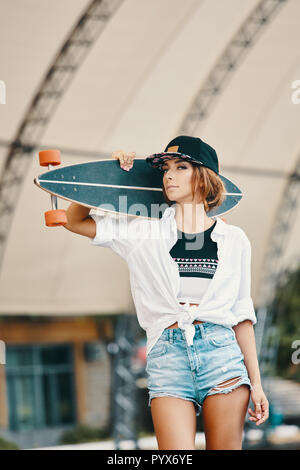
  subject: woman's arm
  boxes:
[63,151,135,238]
[233,320,261,385]
[233,320,269,426]
[64,202,96,238]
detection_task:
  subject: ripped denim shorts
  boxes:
[146,322,252,416]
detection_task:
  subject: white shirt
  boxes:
[90,204,256,356]
[177,277,211,304]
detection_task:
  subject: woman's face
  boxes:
[162,158,200,203]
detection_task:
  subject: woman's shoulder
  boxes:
[223,219,251,246]
[122,214,161,236]
[91,211,155,233]
[125,215,157,228]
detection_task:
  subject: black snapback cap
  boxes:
[146,135,220,175]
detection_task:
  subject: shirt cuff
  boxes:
[232,297,257,325]
[89,213,115,247]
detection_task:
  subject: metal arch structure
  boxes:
[0,0,137,450]
[174,0,299,433]
[0,0,125,267]
[0,0,295,448]
[175,0,294,362]
[106,314,143,450]
[253,155,299,421]
[0,0,288,268]
[254,155,300,368]
[176,0,300,438]
[242,158,300,447]
[174,0,292,358]
[178,0,288,136]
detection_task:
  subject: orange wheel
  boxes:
[45,209,68,227]
[39,149,61,167]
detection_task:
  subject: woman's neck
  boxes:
[175,202,213,233]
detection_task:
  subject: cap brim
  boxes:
[146,152,198,169]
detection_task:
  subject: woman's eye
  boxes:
[162,165,186,173]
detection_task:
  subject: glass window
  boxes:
[5,344,76,430]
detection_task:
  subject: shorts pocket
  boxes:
[206,328,236,348]
[147,340,167,359]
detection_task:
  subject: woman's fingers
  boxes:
[260,399,269,423]
[249,386,269,426]
[254,402,262,420]
[122,152,135,171]
[248,407,260,425]
[248,404,269,426]
[112,151,135,171]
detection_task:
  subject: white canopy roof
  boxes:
[0,0,299,315]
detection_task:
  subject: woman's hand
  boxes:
[112,150,135,171]
[248,384,269,426]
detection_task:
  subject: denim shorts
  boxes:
[146,322,252,416]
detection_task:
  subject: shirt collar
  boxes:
[161,203,227,240]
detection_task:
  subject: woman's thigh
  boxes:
[202,383,250,450]
[150,396,197,450]
[146,334,201,417]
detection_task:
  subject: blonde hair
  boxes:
[162,164,226,213]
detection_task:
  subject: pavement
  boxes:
[30,425,300,450]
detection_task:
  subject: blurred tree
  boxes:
[273,265,300,381]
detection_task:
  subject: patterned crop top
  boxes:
[170,220,218,304]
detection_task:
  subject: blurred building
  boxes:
[0,316,114,448]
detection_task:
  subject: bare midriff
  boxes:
[167,302,204,329]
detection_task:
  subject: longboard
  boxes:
[34,152,243,222]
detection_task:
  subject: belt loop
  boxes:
[169,328,174,344]
[199,323,206,339]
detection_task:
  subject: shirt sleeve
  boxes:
[231,231,257,325]
[89,212,146,261]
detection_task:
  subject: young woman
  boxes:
[64,135,269,450]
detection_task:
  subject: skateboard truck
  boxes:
[38,149,68,227]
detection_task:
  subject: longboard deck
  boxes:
[34,159,243,219]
